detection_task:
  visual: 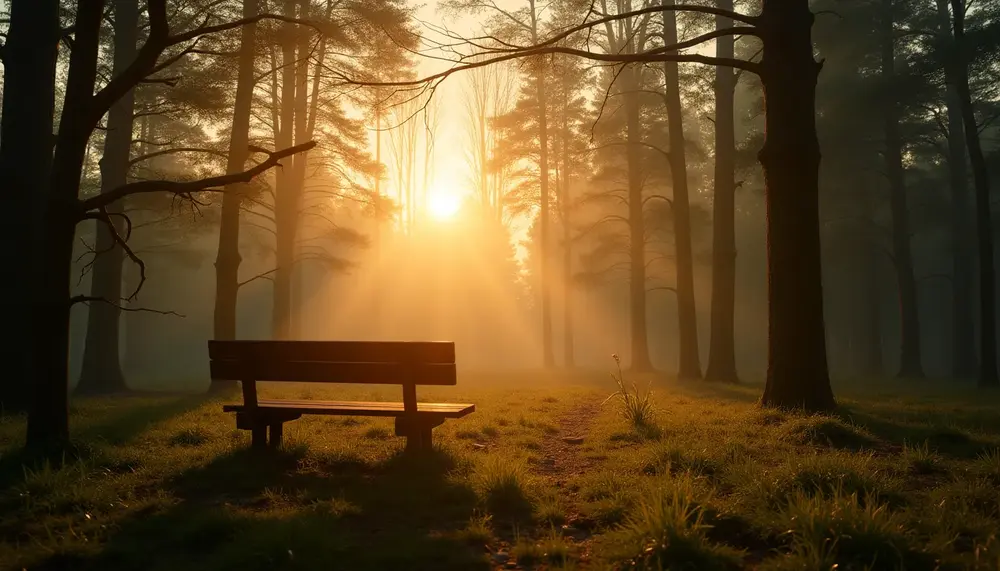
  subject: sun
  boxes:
[427,188,462,220]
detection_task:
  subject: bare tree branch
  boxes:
[81,142,315,212]
[69,295,184,316]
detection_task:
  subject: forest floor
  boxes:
[2,371,1000,570]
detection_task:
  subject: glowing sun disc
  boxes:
[428,190,461,219]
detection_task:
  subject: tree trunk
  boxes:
[212,0,257,393]
[757,0,835,411]
[623,66,653,372]
[705,0,738,383]
[289,0,311,340]
[561,76,575,369]
[860,215,884,376]
[530,0,555,368]
[272,0,298,340]
[0,0,60,412]
[935,0,977,379]
[950,0,998,388]
[77,0,140,395]
[214,0,257,342]
[537,72,554,367]
[880,0,924,378]
[662,0,701,379]
[27,0,106,451]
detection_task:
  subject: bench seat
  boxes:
[223,399,475,418]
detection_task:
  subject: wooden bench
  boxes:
[208,340,474,451]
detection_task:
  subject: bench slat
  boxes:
[222,399,475,418]
[209,361,457,385]
[208,340,455,364]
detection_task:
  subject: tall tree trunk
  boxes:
[859,212,884,376]
[212,0,257,393]
[758,0,835,411]
[935,0,977,379]
[624,68,653,372]
[530,0,555,368]
[272,0,298,340]
[77,0,140,395]
[374,105,382,260]
[705,0,739,383]
[289,0,311,340]
[0,0,60,412]
[28,0,106,450]
[880,0,924,378]
[662,0,701,379]
[561,73,575,369]
[950,0,998,388]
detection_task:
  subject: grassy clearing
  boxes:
[1,373,999,570]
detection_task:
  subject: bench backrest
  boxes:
[208,340,456,385]
[209,340,457,413]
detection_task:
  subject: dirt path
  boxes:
[534,398,602,486]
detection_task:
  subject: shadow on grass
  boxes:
[76,394,209,446]
[0,395,208,493]
[34,446,487,571]
[836,406,998,458]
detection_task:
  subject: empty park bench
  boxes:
[208,340,475,451]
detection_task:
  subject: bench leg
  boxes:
[269,423,283,449]
[251,425,267,450]
[419,424,433,451]
[405,430,429,452]
[397,416,443,452]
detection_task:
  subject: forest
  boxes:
[0,0,999,569]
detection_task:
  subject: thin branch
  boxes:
[237,268,278,288]
[129,146,229,166]
[81,142,315,212]
[69,295,184,316]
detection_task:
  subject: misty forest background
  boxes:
[0,0,999,442]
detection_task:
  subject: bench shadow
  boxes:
[37,446,487,571]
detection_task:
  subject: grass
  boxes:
[1,372,1000,570]
[603,354,657,432]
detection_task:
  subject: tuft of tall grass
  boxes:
[512,525,571,566]
[599,476,741,570]
[776,485,915,570]
[901,439,941,475]
[455,511,494,545]
[973,448,1000,485]
[474,455,534,519]
[603,354,656,431]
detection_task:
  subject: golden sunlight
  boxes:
[427,187,462,219]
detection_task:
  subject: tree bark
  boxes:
[271,0,299,340]
[27,0,106,450]
[757,0,835,411]
[624,68,653,371]
[935,0,977,379]
[561,71,575,369]
[289,0,311,340]
[880,0,924,378]
[859,213,884,376]
[0,0,60,412]
[77,0,140,395]
[949,0,998,388]
[530,0,555,368]
[705,0,739,383]
[662,0,701,379]
[214,0,257,342]
[212,0,257,393]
